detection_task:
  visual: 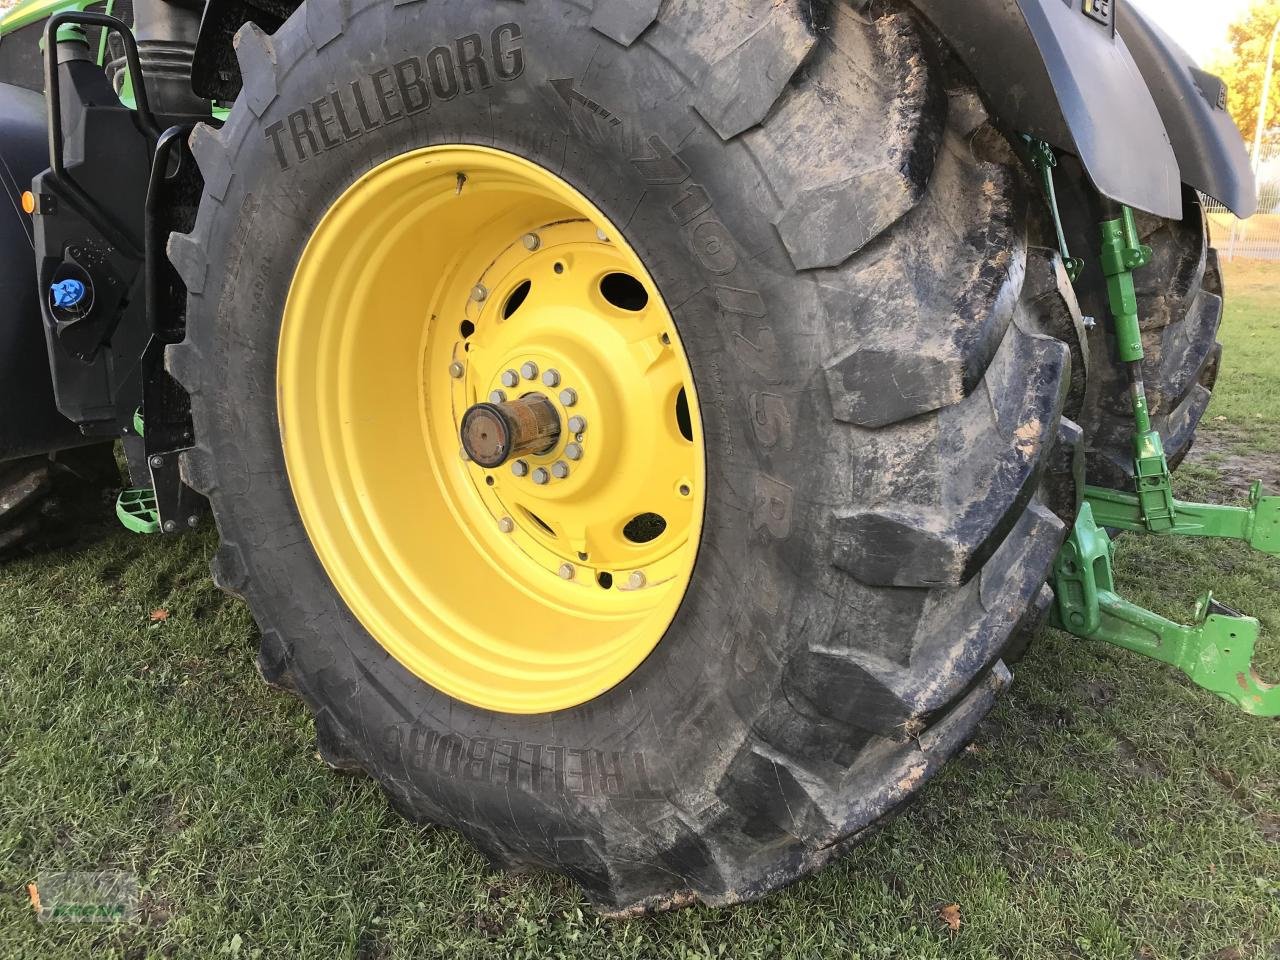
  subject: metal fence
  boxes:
[1204,140,1280,261]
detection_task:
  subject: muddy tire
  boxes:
[1061,179,1223,488]
[168,0,1083,911]
[0,446,120,559]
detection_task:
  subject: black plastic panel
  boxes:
[910,0,1183,219]
[0,82,90,461]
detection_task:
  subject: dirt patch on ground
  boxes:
[1184,427,1280,497]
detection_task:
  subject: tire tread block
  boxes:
[817,141,1026,427]
[831,325,1068,587]
[765,10,946,270]
[690,1,817,140]
[591,0,661,46]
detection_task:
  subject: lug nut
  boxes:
[559,388,578,407]
[542,369,561,388]
[149,455,164,469]
[489,389,506,403]
[449,361,465,379]
[471,284,488,302]
[551,460,570,479]
[532,467,550,485]
[628,571,647,590]
[511,459,529,477]
[567,415,587,434]
[501,369,519,388]
[163,520,178,533]
[522,233,541,251]
[559,563,576,580]
[564,442,583,461]
[498,517,515,534]
[521,361,539,380]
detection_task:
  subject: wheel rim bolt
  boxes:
[559,388,578,407]
[522,233,541,251]
[551,460,570,479]
[498,517,514,534]
[511,459,529,478]
[532,467,550,485]
[501,369,519,388]
[471,284,488,302]
[628,571,646,589]
[542,369,561,388]
[520,362,539,380]
[449,361,465,379]
[567,415,587,434]
[489,389,506,403]
[564,442,583,461]
[596,228,609,242]
[559,563,575,580]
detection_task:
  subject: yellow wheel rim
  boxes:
[278,146,705,713]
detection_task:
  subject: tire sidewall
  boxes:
[197,0,832,824]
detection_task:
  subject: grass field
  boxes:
[2,264,1279,959]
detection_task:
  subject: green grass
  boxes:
[2,266,1279,960]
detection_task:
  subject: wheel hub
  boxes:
[278,145,705,713]
[445,219,699,582]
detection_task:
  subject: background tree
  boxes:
[1208,0,1280,148]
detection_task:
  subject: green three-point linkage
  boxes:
[1026,139,1084,283]
[1049,198,1280,717]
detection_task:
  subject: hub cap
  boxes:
[278,146,705,713]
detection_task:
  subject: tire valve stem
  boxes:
[456,172,467,195]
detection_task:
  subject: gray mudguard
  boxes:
[910,0,1183,219]
[1118,3,1256,217]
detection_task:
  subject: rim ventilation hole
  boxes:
[459,319,475,339]
[600,273,649,312]
[521,507,556,538]
[503,280,532,319]
[623,513,667,544]
[554,262,565,275]
[675,387,693,442]
[597,572,613,589]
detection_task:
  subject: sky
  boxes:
[1132,0,1255,65]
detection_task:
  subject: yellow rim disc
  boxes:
[278,145,706,713]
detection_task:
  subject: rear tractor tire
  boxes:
[169,0,1086,911]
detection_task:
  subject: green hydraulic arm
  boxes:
[1044,184,1280,717]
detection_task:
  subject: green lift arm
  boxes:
[1031,165,1280,717]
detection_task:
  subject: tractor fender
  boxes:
[0,81,86,462]
[191,0,1245,221]
[1118,3,1256,218]
[909,0,1183,219]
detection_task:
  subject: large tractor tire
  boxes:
[1060,177,1223,488]
[168,0,1085,910]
